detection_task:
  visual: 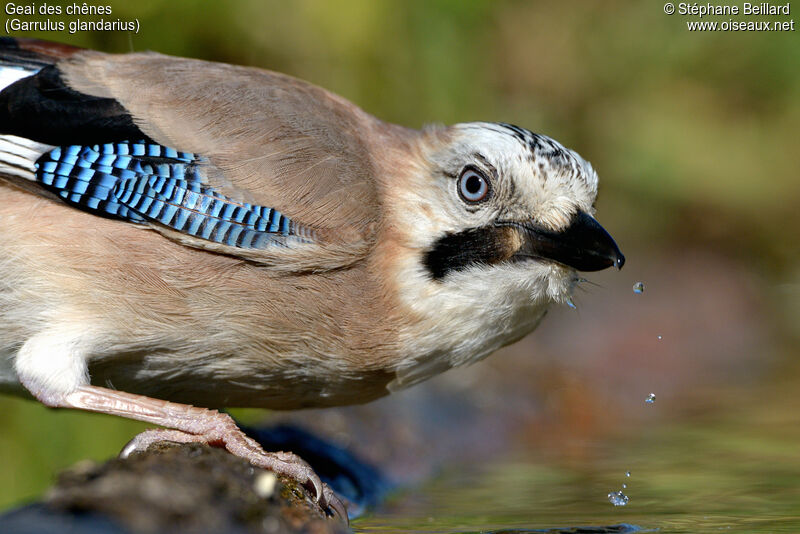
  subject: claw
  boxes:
[323,485,349,524]
[292,467,349,523]
[307,471,323,503]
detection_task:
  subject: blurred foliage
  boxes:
[1,0,798,517]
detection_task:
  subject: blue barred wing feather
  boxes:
[35,141,315,248]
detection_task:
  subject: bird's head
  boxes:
[384,121,623,298]
[422,122,622,276]
[380,122,624,386]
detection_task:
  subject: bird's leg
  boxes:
[30,384,346,520]
[14,330,346,519]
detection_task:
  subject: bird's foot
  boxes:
[121,426,347,522]
[33,385,347,521]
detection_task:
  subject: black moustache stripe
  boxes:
[423,226,518,280]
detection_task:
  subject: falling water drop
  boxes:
[566,297,577,309]
[626,471,631,477]
[645,393,656,404]
[633,282,645,294]
[607,490,629,506]
[657,335,663,340]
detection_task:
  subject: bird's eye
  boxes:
[457,168,490,203]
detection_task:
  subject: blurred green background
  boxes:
[1,1,799,531]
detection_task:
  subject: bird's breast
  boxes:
[387,261,556,390]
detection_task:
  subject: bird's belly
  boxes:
[87,352,395,410]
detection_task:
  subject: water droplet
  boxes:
[633,282,645,294]
[566,297,577,309]
[645,393,656,404]
[622,483,627,489]
[626,471,631,477]
[608,490,629,506]
[657,335,662,340]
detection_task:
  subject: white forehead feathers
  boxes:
[462,122,597,186]
[442,122,599,230]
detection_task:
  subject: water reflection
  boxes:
[480,525,644,534]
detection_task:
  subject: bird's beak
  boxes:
[510,211,625,272]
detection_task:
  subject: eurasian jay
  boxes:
[0,37,623,518]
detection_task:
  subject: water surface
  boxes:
[354,378,800,533]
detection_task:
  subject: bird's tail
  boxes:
[0,38,83,183]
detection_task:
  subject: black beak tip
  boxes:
[614,250,625,270]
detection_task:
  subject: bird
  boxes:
[0,37,624,518]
